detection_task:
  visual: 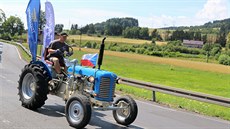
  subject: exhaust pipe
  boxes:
[98,37,106,70]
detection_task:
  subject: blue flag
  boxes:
[26,0,40,62]
[42,1,55,60]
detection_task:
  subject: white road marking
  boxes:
[6,80,14,83]
[2,119,10,125]
[55,111,65,116]
[0,75,6,79]
[15,46,22,60]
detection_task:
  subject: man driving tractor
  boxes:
[47,32,70,77]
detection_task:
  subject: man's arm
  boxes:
[48,48,57,54]
[48,41,57,54]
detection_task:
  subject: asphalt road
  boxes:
[0,42,229,129]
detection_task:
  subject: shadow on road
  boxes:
[35,104,143,129]
[89,111,143,129]
[35,103,65,117]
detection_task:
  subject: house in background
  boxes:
[183,40,204,48]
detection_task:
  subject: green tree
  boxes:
[202,43,213,63]
[151,29,158,39]
[69,24,78,35]
[71,24,78,30]
[2,16,24,37]
[39,10,46,30]
[194,31,202,40]
[226,32,230,50]
[87,24,95,34]
[0,9,6,23]
[171,30,185,41]
[139,27,149,39]
[55,24,64,33]
[124,27,140,39]
[0,9,6,34]
[202,34,207,43]
[81,24,89,34]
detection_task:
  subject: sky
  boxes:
[0,0,229,29]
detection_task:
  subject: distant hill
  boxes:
[162,18,230,30]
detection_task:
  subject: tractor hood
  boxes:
[68,65,117,79]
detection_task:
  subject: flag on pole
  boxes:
[81,53,98,68]
[42,1,55,60]
[26,0,40,62]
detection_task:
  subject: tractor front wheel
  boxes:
[113,95,138,126]
[65,94,92,129]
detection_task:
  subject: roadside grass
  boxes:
[116,84,230,121]
[15,42,230,121]
[17,46,31,62]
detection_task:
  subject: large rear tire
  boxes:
[113,95,138,126]
[18,64,50,110]
[65,94,92,129]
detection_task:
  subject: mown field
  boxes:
[10,41,230,120]
[68,34,167,45]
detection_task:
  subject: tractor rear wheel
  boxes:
[18,64,50,110]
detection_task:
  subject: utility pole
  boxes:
[206,42,211,63]
[79,26,82,51]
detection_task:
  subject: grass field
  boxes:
[73,48,230,120]
[80,48,230,74]
[68,34,167,45]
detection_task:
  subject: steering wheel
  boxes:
[65,45,73,57]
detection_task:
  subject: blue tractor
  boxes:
[18,37,138,128]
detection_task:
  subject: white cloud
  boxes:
[138,15,203,28]
[140,0,230,28]
[196,0,229,21]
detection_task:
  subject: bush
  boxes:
[0,33,11,40]
[92,42,97,48]
[135,48,145,54]
[151,38,156,44]
[211,47,221,56]
[148,51,164,57]
[71,39,75,43]
[218,54,230,65]
[84,41,92,48]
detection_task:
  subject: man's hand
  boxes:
[59,46,67,52]
[55,49,63,55]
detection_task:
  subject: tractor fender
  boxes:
[32,61,52,79]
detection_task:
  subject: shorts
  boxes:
[49,57,65,67]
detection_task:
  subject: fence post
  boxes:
[152,91,156,102]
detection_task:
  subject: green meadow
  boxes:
[72,49,230,120]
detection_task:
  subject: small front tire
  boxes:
[65,94,92,129]
[113,95,138,126]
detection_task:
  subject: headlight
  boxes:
[116,78,122,84]
[88,76,95,83]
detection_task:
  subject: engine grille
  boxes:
[98,77,115,99]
